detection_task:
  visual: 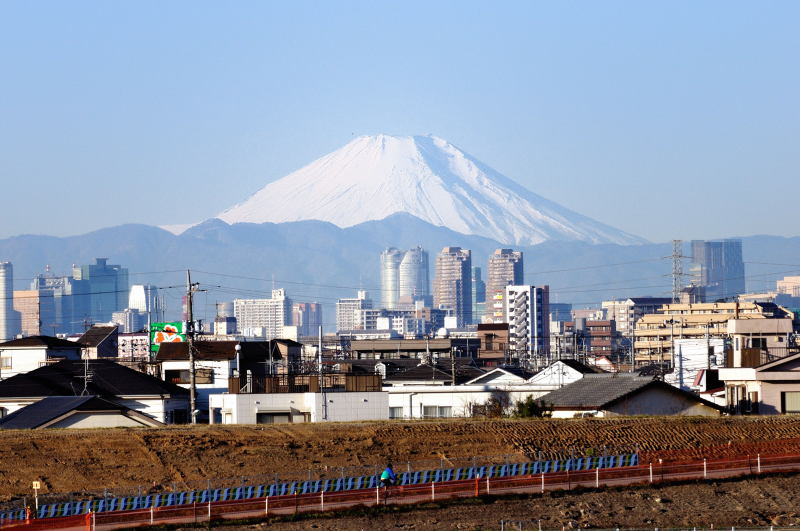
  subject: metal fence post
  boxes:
[541,473,544,494]
[150,505,154,525]
[649,463,653,483]
[703,458,707,479]
[431,482,435,501]
[486,475,490,494]
[595,467,599,488]
[321,490,324,511]
[757,454,761,474]
[376,486,380,505]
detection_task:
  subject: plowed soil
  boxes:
[1,417,800,501]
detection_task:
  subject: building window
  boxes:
[0,358,10,369]
[782,392,800,414]
[422,405,452,418]
[389,407,403,419]
[256,412,291,424]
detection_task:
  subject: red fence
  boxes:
[4,453,800,530]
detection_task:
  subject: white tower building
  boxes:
[399,246,429,304]
[0,262,21,341]
[505,285,550,365]
[380,248,403,310]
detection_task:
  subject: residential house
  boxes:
[0,396,163,429]
[718,352,800,415]
[78,325,119,358]
[540,373,723,418]
[0,359,188,422]
[0,336,82,379]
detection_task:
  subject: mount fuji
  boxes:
[213,134,646,246]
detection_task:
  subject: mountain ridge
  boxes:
[214,134,646,246]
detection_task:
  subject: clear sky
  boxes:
[1,1,798,243]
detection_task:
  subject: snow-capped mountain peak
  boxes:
[215,134,645,245]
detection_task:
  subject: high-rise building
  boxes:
[381,246,430,309]
[471,266,486,323]
[433,247,472,326]
[112,308,147,333]
[505,285,550,362]
[73,258,129,324]
[233,289,292,339]
[399,246,429,305]
[690,239,745,302]
[30,274,91,335]
[128,284,164,323]
[12,289,42,337]
[292,302,322,337]
[0,262,21,341]
[336,290,373,332]
[486,249,524,323]
[380,248,403,309]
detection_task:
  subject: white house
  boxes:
[0,336,83,379]
[526,359,604,388]
[156,340,300,421]
[209,391,388,424]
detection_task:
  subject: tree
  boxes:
[511,395,552,418]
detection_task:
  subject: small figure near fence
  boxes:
[380,463,397,488]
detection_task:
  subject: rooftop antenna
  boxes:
[78,358,93,396]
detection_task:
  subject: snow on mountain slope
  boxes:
[216,135,646,245]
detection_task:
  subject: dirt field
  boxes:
[209,473,800,530]
[1,417,800,501]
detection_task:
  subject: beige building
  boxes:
[777,276,800,297]
[633,302,795,367]
[433,247,472,326]
[485,249,523,323]
[602,297,672,338]
[12,290,41,337]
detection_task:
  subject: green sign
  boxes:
[150,322,186,353]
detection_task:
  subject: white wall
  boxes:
[387,385,552,419]
[209,391,389,424]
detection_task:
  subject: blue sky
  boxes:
[1,1,798,242]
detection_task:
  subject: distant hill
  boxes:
[2,217,798,328]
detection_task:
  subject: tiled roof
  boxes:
[0,396,134,429]
[0,336,81,349]
[77,326,118,348]
[541,374,659,408]
[558,359,606,374]
[156,341,282,361]
[0,359,188,399]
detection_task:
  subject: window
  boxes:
[782,392,800,414]
[389,407,403,419]
[165,369,190,384]
[196,368,214,384]
[422,405,452,418]
[0,358,10,369]
[256,412,291,424]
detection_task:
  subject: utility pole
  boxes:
[186,270,200,424]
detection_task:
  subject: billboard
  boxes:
[150,322,186,353]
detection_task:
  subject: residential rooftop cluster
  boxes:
[0,237,799,428]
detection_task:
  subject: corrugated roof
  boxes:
[0,359,188,399]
